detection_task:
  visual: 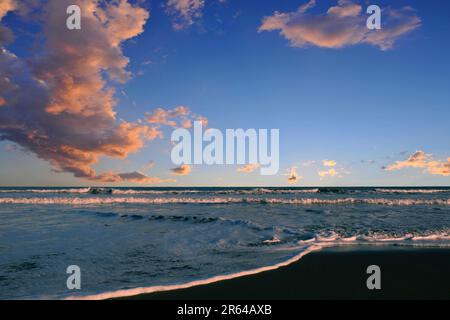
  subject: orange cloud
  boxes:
[384,151,450,176]
[0,0,175,184]
[287,166,301,184]
[318,168,338,178]
[0,0,16,19]
[171,164,192,175]
[237,163,260,173]
[322,159,336,167]
[96,171,175,184]
[259,0,421,50]
[146,106,208,129]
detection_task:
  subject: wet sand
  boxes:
[118,246,450,300]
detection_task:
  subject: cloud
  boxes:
[165,0,205,30]
[0,0,16,19]
[146,105,208,129]
[94,171,175,184]
[318,168,338,178]
[0,0,18,46]
[384,151,450,176]
[287,166,301,184]
[322,159,336,167]
[258,0,421,50]
[171,164,192,175]
[237,163,260,173]
[0,0,180,184]
[143,160,155,171]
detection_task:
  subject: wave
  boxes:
[0,188,91,194]
[0,187,320,195]
[297,231,450,244]
[65,230,450,300]
[1,196,449,205]
[375,188,449,194]
[65,244,324,300]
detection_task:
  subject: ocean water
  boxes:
[1,186,450,299]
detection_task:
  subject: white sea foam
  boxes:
[0,197,449,205]
[0,188,91,193]
[375,188,449,194]
[65,230,450,300]
[0,188,320,195]
[65,244,325,300]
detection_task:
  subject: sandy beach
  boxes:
[118,246,450,300]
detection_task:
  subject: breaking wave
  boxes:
[66,230,450,300]
[1,197,449,205]
[375,188,449,194]
[0,187,320,195]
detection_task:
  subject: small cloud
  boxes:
[384,150,450,176]
[143,160,155,171]
[165,0,205,30]
[96,171,174,184]
[322,159,336,167]
[301,160,315,167]
[318,168,338,179]
[146,106,208,128]
[237,163,260,173]
[287,166,301,184]
[171,164,192,175]
[0,96,6,106]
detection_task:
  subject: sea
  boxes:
[0,186,449,299]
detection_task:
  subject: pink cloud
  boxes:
[237,163,260,173]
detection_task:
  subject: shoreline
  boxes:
[110,245,450,300]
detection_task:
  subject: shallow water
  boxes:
[0,186,449,299]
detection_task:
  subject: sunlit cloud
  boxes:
[96,171,175,184]
[318,168,338,178]
[384,151,450,176]
[322,159,336,167]
[146,106,208,129]
[0,0,175,184]
[237,163,260,173]
[171,164,192,175]
[286,166,301,184]
[258,0,421,50]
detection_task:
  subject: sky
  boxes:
[0,0,449,187]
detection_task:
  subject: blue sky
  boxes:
[0,0,449,186]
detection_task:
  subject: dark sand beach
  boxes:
[119,246,450,300]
